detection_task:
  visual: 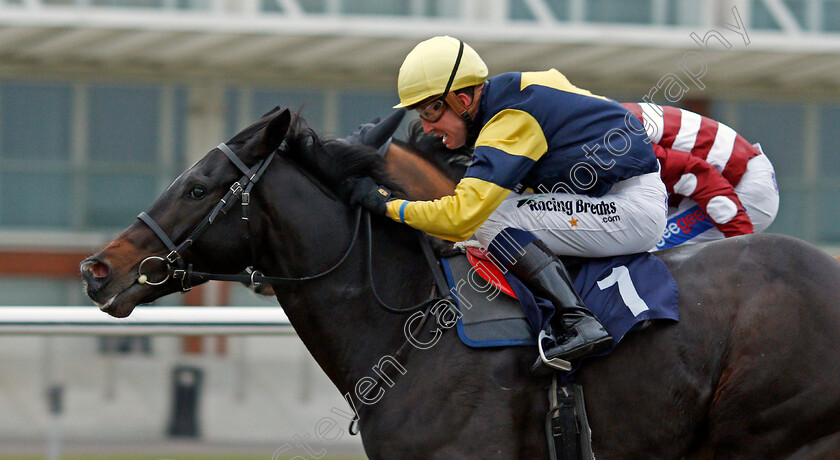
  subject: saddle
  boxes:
[440,244,679,460]
[442,249,536,347]
[443,246,679,352]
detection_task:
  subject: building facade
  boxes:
[0,0,838,453]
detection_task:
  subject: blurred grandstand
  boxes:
[0,0,838,457]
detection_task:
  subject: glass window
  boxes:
[342,0,410,15]
[224,88,241,140]
[784,0,809,28]
[816,192,840,242]
[766,189,807,238]
[818,105,840,176]
[544,0,570,20]
[89,0,165,7]
[826,0,840,32]
[175,0,211,9]
[87,174,157,228]
[509,0,538,20]
[751,0,780,29]
[89,85,160,163]
[337,90,400,139]
[0,279,78,306]
[666,0,702,26]
[751,0,807,30]
[251,89,324,132]
[731,102,804,179]
[816,104,840,242]
[0,172,70,227]
[0,82,72,161]
[264,0,327,14]
[586,0,653,24]
[0,80,187,231]
[423,0,460,18]
[172,87,189,171]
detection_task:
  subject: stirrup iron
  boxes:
[538,330,572,372]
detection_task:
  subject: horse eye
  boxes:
[188,185,206,200]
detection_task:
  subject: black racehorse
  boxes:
[81,108,840,459]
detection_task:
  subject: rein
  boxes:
[136,141,448,315]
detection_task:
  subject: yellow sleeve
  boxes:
[386,177,511,241]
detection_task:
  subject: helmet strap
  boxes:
[444,82,484,124]
[440,39,472,124]
[441,40,465,97]
[437,39,484,129]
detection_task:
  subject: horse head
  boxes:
[80,106,417,319]
[80,108,292,317]
[81,106,449,396]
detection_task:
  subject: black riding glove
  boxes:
[346,177,392,216]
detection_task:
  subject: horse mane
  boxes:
[394,120,472,182]
[233,107,404,198]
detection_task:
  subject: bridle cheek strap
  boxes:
[138,211,182,265]
[135,143,277,291]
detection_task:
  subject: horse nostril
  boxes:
[81,258,111,281]
[90,262,110,279]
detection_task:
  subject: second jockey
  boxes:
[623,103,780,250]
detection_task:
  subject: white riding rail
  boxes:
[0,306,294,336]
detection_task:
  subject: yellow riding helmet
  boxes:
[394,36,488,109]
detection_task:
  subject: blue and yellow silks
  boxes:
[387,69,658,241]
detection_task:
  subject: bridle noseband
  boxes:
[136,142,277,291]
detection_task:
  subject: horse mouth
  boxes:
[87,278,154,318]
[96,293,131,318]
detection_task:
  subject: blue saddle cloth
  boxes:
[443,252,679,350]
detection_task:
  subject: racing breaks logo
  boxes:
[517,196,573,215]
[517,196,621,223]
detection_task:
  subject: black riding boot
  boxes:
[510,240,613,366]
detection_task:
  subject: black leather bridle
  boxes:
[135,141,449,315]
[136,142,279,291]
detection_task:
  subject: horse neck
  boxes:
[253,168,435,396]
[385,144,457,200]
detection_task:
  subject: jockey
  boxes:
[346,36,668,367]
[622,103,779,250]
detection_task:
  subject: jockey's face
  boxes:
[420,92,472,150]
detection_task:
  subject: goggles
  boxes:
[416,97,447,123]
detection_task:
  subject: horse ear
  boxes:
[260,108,291,157]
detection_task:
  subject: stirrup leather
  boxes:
[537,330,572,372]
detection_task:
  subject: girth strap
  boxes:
[546,377,594,460]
